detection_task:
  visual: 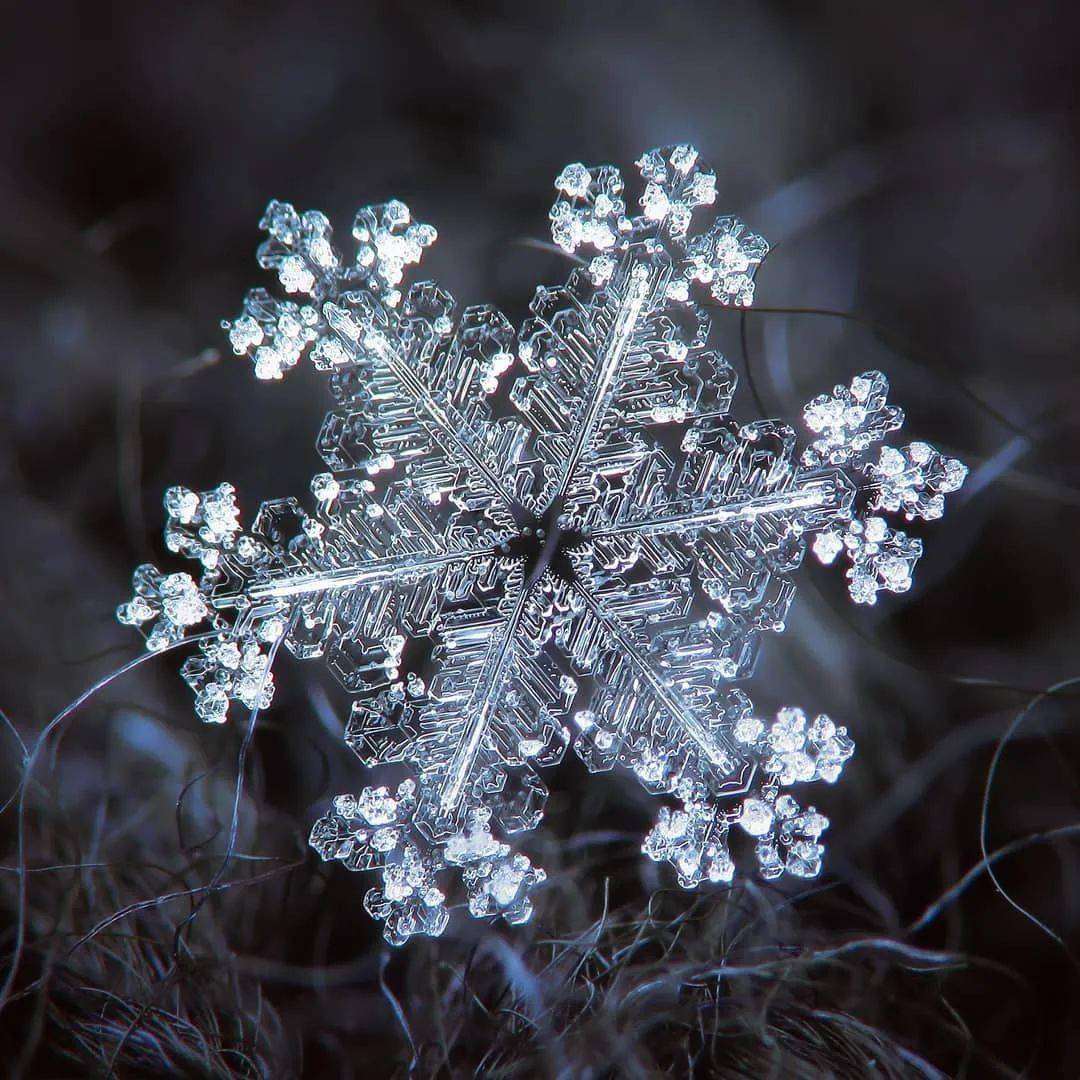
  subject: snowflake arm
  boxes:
[227,198,523,519]
[565,576,743,779]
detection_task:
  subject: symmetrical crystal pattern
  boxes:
[118,147,967,944]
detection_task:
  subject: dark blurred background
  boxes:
[1,2,1078,1076]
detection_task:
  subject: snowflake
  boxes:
[118,146,967,944]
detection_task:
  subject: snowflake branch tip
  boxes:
[550,145,767,307]
[644,707,852,887]
[801,371,967,604]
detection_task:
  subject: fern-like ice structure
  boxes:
[118,147,967,944]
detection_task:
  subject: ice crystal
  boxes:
[118,146,967,943]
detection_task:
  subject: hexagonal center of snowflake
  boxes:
[501,501,584,587]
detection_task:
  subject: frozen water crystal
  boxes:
[117,145,967,943]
